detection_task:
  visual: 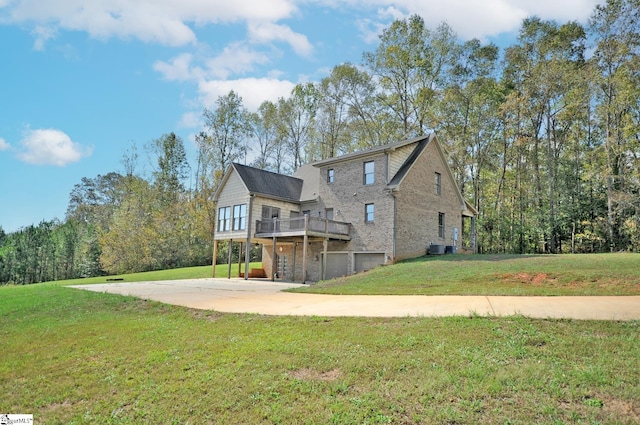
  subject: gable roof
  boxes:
[387,135,431,188]
[214,163,303,203]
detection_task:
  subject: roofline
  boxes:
[310,134,431,167]
[213,163,247,202]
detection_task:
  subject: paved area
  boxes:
[72,278,640,321]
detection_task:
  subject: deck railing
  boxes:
[255,216,350,236]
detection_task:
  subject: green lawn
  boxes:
[0,282,639,424]
[2,253,640,423]
[295,253,640,296]
[48,262,261,286]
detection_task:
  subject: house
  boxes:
[212,133,477,282]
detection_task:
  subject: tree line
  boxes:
[1,0,638,284]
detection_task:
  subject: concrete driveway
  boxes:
[72,278,640,321]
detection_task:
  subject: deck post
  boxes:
[212,239,218,278]
[322,238,328,281]
[302,214,308,284]
[292,242,297,282]
[244,194,253,280]
[227,239,233,279]
[238,242,243,277]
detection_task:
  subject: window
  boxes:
[327,168,334,183]
[438,212,445,238]
[364,161,375,185]
[365,203,375,223]
[232,204,246,230]
[435,172,442,195]
[218,206,231,232]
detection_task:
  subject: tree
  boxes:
[249,100,279,170]
[149,132,190,206]
[590,0,640,250]
[201,90,251,180]
[277,83,319,170]
[363,16,459,137]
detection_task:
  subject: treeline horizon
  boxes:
[2,0,639,284]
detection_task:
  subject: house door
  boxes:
[322,253,348,280]
[354,253,385,273]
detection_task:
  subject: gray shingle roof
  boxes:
[232,163,303,202]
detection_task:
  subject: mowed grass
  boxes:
[296,253,640,295]
[49,262,261,286]
[1,282,639,424]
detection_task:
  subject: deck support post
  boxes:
[322,238,328,281]
[212,239,218,278]
[227,239,233,279]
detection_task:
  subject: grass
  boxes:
[295,253,640,296]
[1,281,639,424]
[47,262,261,286]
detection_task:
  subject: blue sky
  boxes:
[0,0,602,233]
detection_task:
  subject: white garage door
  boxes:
[323,253,348,280]
[354,253,385,273]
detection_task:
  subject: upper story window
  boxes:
[232,204,247,230]
[365,203,375,223]
[438,212,445,238]
[218,206,231,232]
[327,168,334,183]
[364,161,375,185]
[435,172,442,195]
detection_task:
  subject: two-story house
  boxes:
[212,133,477,283]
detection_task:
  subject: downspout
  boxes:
[391,189,397,261]
[244,194,254,280]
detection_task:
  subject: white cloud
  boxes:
[199,78,295,111]
[5,0,299,47]
[154,53,198,81]
[339,0,604,41]
[204,42,272,79]
[155,43,272,81]
[31,25,57,50]
[0,137,10,151]
[17,128,92,166]
[248,21,314,56]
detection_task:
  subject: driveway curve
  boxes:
[72,278,640,321]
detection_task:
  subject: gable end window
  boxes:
[218,206,231,232]
[438,212,445,239]
[233,204,247,230]
[327,168,334,183]
[364,161,375,185]
[365,203,375,223]
[435,172,442,195]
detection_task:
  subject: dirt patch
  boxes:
[188,309,223,322]
[502,273,557,286]
[288,368,341,381]
[603,397,640,421]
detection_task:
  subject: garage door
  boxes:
[354,253,385,273]
[323,253,348,280]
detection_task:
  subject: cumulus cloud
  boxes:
[198,78,295,111]
[247,21,314,56]
[17,128,92,166]
[5,0,298,47]
[0,137,10,151]
[350,0,604,40]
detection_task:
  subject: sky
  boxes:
[0,0,604,233]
